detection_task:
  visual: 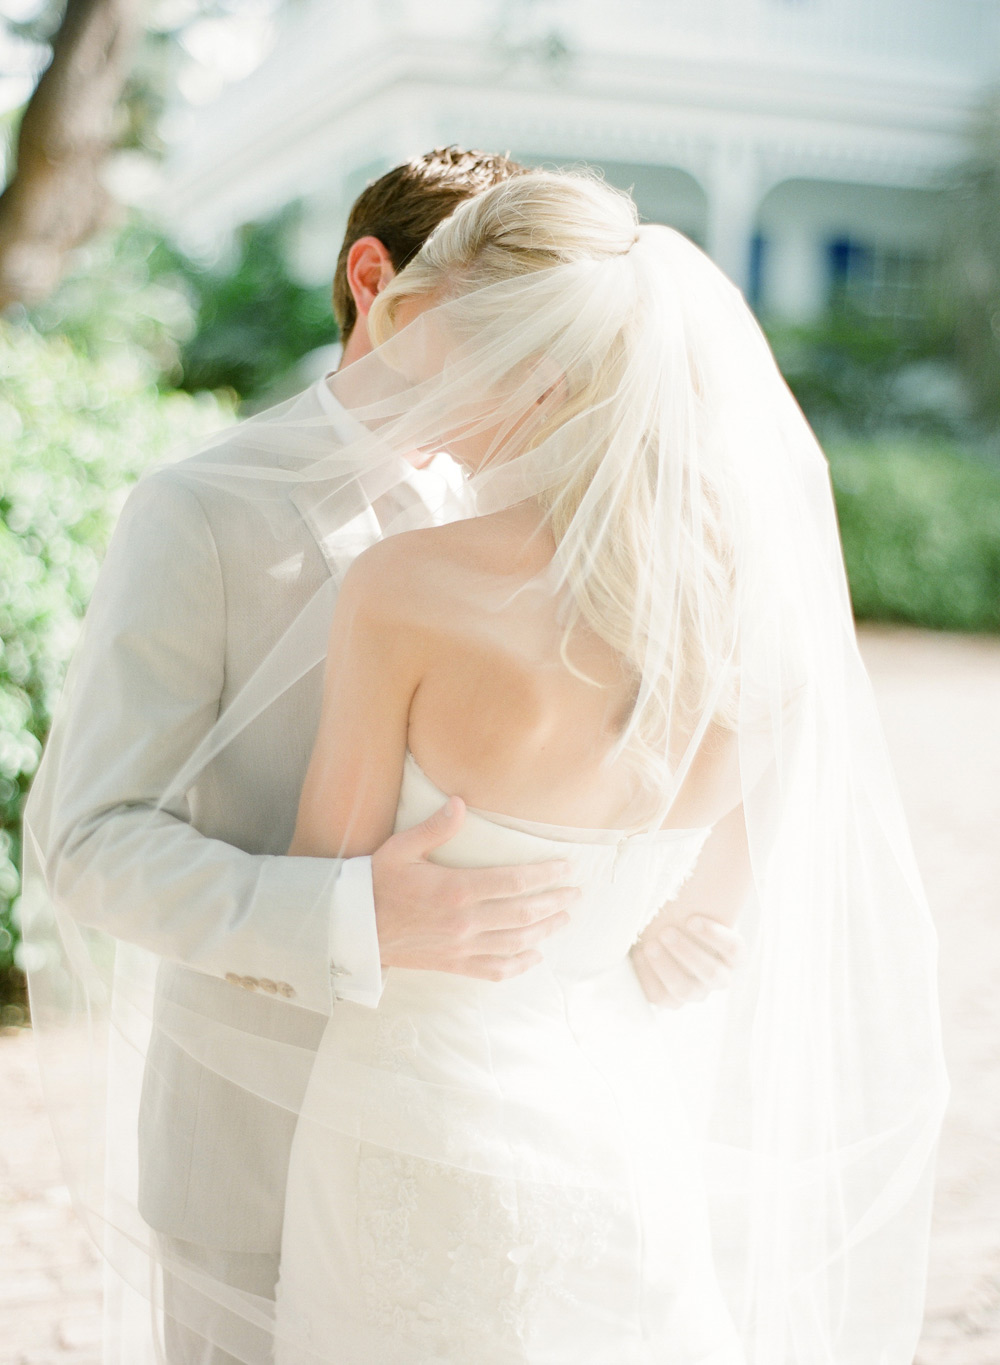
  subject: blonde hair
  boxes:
[370,172,736,787]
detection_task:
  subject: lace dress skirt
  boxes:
[274,958,743,1365]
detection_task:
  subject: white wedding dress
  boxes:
[274,752,745,1364]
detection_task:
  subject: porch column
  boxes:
[703,142,762,297]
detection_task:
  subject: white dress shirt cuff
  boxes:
[328,856,385,1007]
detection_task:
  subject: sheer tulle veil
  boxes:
[20,171,947,1361]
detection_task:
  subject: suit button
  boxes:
[258,978,278,994]
[225,973,241,987]
[241,976,259,991]
[277,982,295,998]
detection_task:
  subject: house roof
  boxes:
[159,0,1000,242]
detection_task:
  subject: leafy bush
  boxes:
[0,320,232,1012]
[175,208,340,402]
[26,208,340,405]
[766,309,972,442]
[830,440,1000,631]
[25,217,199,387]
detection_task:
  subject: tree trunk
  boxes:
[0,0,143,310]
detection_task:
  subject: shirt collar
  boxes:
[291,377,470,578]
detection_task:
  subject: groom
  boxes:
[37,147,742,1361]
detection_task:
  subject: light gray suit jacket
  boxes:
[35,381,446,1251]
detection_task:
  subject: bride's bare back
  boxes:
[401,503,644,829]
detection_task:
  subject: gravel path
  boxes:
[862,628,1000,1365]
[2,624,998,1364]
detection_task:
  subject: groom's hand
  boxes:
[371,798,577,980]
[630,917,744,1008]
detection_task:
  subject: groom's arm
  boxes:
[31,470,374,1014]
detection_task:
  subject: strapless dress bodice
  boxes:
[397,749,709,983]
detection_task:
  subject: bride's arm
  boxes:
[290,540,427,859]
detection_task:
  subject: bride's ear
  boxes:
[529,356,568,409]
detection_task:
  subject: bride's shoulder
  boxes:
[336,521,482,627]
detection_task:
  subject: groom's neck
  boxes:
[338,322,373,370]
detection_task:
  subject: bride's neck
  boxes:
[481,499,556,566]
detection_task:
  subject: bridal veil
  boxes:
[20,172,948,1362]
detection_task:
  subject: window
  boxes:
[826,235,932,323]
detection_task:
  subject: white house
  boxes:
[161,0,1000,323]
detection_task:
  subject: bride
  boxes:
[262,172,945,1362]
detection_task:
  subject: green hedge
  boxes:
[0,321,231,1016]
[830,440,1000,632]
[175,210,340,401]
[24,212,341,404]
[767,311,963,440]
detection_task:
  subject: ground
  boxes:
[1,624,998,1364]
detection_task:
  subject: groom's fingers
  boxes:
[631,913,747,1007]
[476,908,574,956]
[684,916,745,968]
[394,796,468,856]
[458,861,578,907]
[634,939,710,1006]
[630,945,674,1008]
[658,928,732,989]
[478,887,579,926]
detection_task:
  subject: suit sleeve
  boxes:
[30,469,385,1013]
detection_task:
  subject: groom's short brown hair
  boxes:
[332,146,527,339]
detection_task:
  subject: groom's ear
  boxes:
[346,237,396,322]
